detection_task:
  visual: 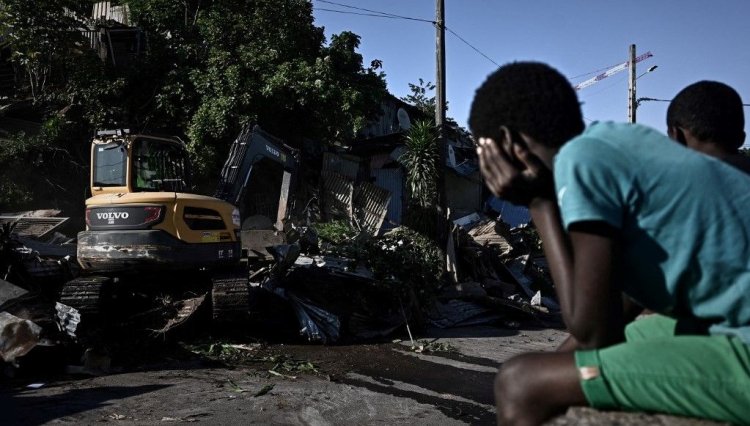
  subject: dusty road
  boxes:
[1,325,565,425]
[1,325,727,425]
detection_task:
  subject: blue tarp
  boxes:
[487,197,531,228]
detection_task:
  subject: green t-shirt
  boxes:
[555,121,750,343]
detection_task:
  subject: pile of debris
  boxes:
[232,211,560,345]
[437,213,560,329]
[0,207,561,372]
[1,211,79,368]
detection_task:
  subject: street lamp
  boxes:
[637,65,658,80]
[631,65,659,121]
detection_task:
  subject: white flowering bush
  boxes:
[311,222,444,316]
[366,227,443,311]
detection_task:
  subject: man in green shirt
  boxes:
[469,62,750,425]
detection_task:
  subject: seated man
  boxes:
[625,80,750,339]
[469,62,750,425]
[668,80,750,174]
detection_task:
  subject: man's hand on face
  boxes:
[476,128,554,206]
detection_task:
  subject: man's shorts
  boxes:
[575,315,750,424]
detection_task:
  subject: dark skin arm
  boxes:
[478,132,625,348]
[558,295,644,352]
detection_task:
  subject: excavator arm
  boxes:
[214,124,299,230]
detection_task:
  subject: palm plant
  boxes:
[401,120,439,237]
[402,120,439,208]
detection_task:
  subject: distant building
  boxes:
[319,94,482,232]
[83,2,147,68]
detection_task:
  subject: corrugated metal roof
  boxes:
[0,216,69,239]
[354,182,391,234]
[320,171,353,221]
[372,168,403,229]
[487,198,531,228]
[465,219,512,255]
[92,2,130,24]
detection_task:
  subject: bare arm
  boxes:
[530,199,625,348]
[478,135,625,348]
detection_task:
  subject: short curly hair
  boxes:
[469,62,584,148]
[667,81,745,149]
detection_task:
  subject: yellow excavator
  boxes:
[59,125,299,323]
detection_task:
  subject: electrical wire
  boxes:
[445,26,499,67]
[315,0,434,23]
[314,7,425,20]
[313,1,501,67]
[315,0,672,83]
[637,97,750,107]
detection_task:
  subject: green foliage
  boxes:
[366,227,444,310]
[0,0,93,101]
[401,78,437,116]
[314,220,370,260]
[401,120,439,237]
[311,222,444,313]
[0,0,387,210]
[128,0,387,181]
[0,120,88,211]
[178,1,387,175]
[315,220,359,245]
[402,120,439,208]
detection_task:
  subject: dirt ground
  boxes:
[0,324,729,425]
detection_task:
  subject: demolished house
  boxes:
[0,95,560,373]
[320,95,484,233]
[84,2,147,69]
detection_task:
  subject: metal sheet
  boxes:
[466,219,512,255]
[320,171,353,221]
[92,2,129,24]
[371,168,403,229]
[0,216,69,239]
[354,182,391,234]
[487,198,531,228]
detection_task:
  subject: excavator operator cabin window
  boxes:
[93,141,127,186]
[132,138,189,192]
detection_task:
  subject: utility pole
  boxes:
[435,0,446,131]
[628,44,637,123]
[435,0,448,241]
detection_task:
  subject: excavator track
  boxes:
[59,276,112,318]
[211,271,251,324]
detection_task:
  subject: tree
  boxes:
[401,120,439,236]
[0,0,93,102]
[0,0,97,212]
[401,78,437,118]
[0,0,387,210]
[124,0,388,178]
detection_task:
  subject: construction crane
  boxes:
[574,51,654,90]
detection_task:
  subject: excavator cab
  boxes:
[91,130,189,195]
[79,130,241,273]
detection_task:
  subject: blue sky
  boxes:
[312,1,750,142]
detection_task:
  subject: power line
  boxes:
[445,26,499,67]
[315,1,655,88]
[314,7,428,21]
[315,0,434,23]
[313,0,501,68]
[637,97,750,107]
